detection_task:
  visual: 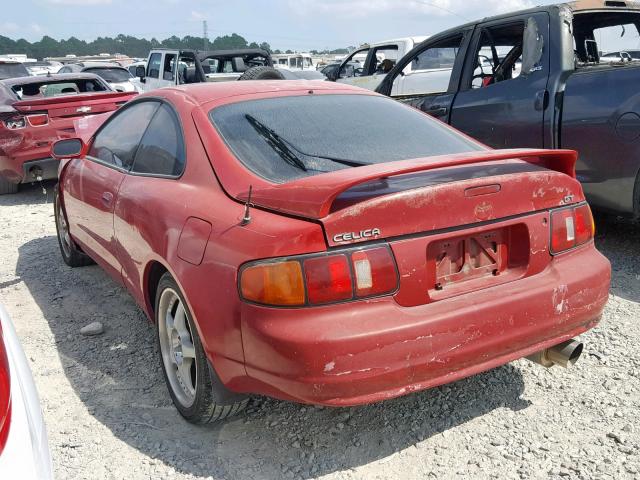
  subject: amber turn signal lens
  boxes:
[240,261,305,306]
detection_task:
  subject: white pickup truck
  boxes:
[134,48,284,92]
[326,37,429,92]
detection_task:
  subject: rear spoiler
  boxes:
[239,148,578,219]
[12,91,136,113]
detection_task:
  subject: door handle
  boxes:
[101,191,113,206]
[534,90,549,111]
[426,106,448,117]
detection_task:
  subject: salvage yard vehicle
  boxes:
[0,305,53,479]
[0,61,29,81]
[57,62,142,93]
[51,80,610,423]
[0,73,136,194]
[136,48,283,92]
[377,0,640,217]
[326,37,428,91]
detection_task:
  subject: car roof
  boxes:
[0,72,105,87]
[79,62,126,69]
[145,80,371,106]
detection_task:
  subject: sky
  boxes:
[3,0,560,51]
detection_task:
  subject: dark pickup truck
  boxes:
[377,0,640,216]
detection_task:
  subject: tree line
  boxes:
[0,33,352,60]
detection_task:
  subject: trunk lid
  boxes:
[11,91,136,120]
[238,148,582,247]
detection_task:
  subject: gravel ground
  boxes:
[0,182,638,480]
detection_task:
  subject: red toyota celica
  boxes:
[51,81,610,424]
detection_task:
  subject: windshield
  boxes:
[86,67,132,83]
[0,63,30,80]
[210,94,483,183]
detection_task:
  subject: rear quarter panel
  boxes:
[561,65,640,214]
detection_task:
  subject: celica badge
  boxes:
[77,106,92,113]
[333,228,381,243]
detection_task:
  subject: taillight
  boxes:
[26,114,49,127]
[3,115,25,130]
[240,245,399,306]
[550,203,595,254]
[0,325,11,455]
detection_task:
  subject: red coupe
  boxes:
[51,81,611,424]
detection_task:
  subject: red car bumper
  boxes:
[237,245,610,406]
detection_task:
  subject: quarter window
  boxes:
[131,104,185,176]
[88,101,159,169]
[147,53,161,78]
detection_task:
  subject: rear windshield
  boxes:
[209,94,483,183]
[85,67,132,83]
[0,63,30,80]
[10,79,110,99]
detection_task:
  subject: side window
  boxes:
[469,22,525,89]
[372,45,399,74]
[392,35,463,96]
[131,103,185,176]
[88,102,159,169]
[163,54,176,81]
[58,66,70,73]
[339,48,370,78]
[147,53,161,79]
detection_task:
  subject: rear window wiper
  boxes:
[245,114,369,170]
[245,114,307,171]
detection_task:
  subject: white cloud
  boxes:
[190,10,207,21]
[30,23,44,33]
[288,0,534,21]
[43,0,112,4]
[0,22,20,33]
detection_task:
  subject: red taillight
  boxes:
[240,246,398,307]
[26,114,49,127]
[304,254,352,305]
[0,325,11,455]
[550,203,595,254]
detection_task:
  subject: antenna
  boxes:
[203,20,209,50]
[241,185,253,226]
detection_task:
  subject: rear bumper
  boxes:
[0,156,58,184]
[237,245,610,406]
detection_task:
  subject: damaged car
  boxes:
[0,73,136,194]
[51,80,610,423]
[377,0,640,217]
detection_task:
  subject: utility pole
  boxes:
[203,20,209,50]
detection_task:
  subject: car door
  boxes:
[378,31,471,122]
[448,14,550,148]
[63,100,160,280]
[334,47,371,86]
[143,52,165,91]
[113,102,186,305]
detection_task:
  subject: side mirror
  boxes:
[135,65,146,82]
[51,138,85,160]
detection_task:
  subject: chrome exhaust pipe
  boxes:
[526,339,584,368]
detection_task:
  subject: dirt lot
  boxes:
[0,182,638,480]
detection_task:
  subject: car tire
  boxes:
[0,177,18,195]
[54,188,94,267]
[155,273,249,424]
[238,66,285,81]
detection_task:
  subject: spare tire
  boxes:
[238,66,285,81]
